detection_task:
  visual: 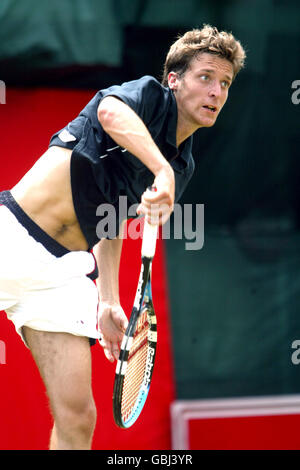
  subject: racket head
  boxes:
[113,279,157,428]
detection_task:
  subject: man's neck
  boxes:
[176,113,201,147]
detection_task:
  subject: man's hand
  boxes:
[98,302,128,362]
[136,164,175,225]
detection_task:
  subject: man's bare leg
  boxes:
[22,327,97,450]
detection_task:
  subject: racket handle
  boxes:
[142,219,158,258]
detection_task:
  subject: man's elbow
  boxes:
[97,97,120,130]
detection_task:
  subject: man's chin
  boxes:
[198,114,218,128]
[201,119,217,128]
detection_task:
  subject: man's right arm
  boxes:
[97,96,175,225]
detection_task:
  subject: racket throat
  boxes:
[133,257,152,309]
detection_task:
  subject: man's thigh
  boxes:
[22,327,94,417]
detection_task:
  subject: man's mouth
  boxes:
[203,105,217,113]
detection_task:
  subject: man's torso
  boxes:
[11,146,89,251]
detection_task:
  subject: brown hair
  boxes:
[162,24,246,86]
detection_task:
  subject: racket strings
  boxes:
[121,309,150,420]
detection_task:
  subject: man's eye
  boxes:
[200,75,209,81]
[221,80,230,88]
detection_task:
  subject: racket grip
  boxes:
[142,219,158,258]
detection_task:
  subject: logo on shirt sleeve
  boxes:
[58,129,77,143]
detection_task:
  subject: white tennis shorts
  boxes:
[0,194,100,345]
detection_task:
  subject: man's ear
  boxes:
[168,72,179,91]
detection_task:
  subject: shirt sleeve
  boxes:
[100,75,167,126]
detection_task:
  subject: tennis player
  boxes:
[0,25,245,449]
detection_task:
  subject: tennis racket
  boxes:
[113,216,158,428]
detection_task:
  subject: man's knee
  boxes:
[54,396,97,439]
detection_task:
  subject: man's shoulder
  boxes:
[137,75,170,95]
[99,75,170,121]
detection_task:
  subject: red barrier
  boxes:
[171,397,300,450]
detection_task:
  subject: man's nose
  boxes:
[208,80,222,98]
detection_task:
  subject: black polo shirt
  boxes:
[49,75,195,249]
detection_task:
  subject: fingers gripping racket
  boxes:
[113,217,158,428]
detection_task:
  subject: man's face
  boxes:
[169,53,234,131]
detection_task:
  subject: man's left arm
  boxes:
[93,222,128,362]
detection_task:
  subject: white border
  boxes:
[171,395,300,450]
